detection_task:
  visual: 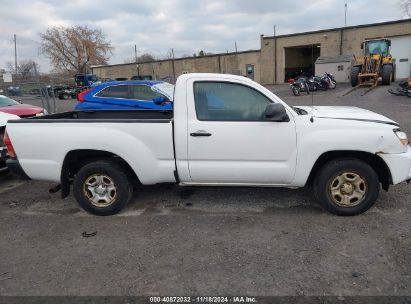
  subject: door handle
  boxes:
[190,131,212,137]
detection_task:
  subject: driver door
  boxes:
[186,80,297,185]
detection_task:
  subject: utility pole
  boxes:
[234,42,238,53]
[171,48,176,83]
[134,45,140,76]
[14,34,17,77]
[344,0,347,27]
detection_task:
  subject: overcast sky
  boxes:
[0,0,408,72]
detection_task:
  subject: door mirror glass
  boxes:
[264,103,289,122]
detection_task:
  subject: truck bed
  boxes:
[6,109,176,184]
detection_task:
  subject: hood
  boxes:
[0,103,44,117]
[296,106,398,126]
[0,112,20,127]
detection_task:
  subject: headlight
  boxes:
[35,109,48,116]
[394,129,408,146]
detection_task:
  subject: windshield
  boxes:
[365,41,388,56]
[0,95,19,107]
[151,82,175,101]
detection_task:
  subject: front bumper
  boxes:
[6,158,30,179]
[378,145,411,184]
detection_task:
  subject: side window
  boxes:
[107,85,129,98]
[130,85,162,100]
[193,82,271,121]
[96,87,111,97]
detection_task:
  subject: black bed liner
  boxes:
[7,110,173,123]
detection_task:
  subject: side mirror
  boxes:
[264,103,289,122]
[153,95,168,105]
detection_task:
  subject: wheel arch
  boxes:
[60,149,139,198]
[306,150,392,191]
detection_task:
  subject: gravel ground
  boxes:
[0,83,410,297]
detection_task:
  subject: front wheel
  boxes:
[292,86,300,96]
[313,159,380,216]
[351,66,361,87]
[73,160,133,215]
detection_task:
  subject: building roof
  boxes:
[263,18,411,39]
[316,55,354,64]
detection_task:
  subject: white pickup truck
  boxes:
[4,73,411,216]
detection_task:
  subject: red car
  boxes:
[0,95,47,118]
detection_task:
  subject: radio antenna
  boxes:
[310,43,315,123]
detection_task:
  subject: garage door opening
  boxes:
[284,44,321,82]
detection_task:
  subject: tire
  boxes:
[292,86,300,96]
[392,65,396,82]
[381,65,392,85]
[313,159,380,216]
[62,93,69,100]
[73,160,133,216]
[351,66,361,87]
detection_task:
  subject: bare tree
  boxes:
[39,25,113,74]
[6,59,38,80]
[400,0,411,16]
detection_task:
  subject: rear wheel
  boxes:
[382,65,392,85]
[73,160,133,215]
[313,159,380,216]
[351,66,361,87]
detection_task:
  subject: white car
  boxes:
[0,112,19,172]
[3,73,411,215]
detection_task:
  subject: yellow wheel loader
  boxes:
[348,39,396,95]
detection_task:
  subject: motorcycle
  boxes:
[323,72,337,89]
[290,77,310,96]
[308,76,329,91]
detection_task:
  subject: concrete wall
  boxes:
[92,19,411,85]
[92,51,261,83]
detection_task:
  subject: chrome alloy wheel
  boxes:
[83,174,117,207]
[328,172,367,207]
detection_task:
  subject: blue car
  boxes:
[75,80,174,110]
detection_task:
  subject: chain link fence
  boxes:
[1,74,76,114]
